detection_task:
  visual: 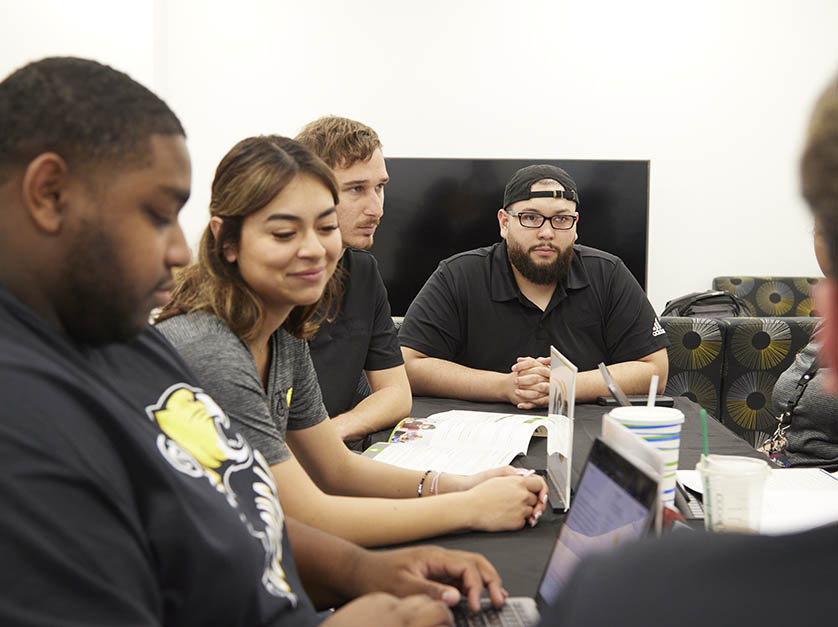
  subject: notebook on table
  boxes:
[453,437,659,627]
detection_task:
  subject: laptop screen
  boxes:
[536,438,658,606]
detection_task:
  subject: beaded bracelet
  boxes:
[417,469,433,497]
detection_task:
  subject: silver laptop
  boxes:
[453,437,659,627]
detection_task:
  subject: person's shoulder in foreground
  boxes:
[541,524,838,626]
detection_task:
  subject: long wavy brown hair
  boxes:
[156,135,342,340]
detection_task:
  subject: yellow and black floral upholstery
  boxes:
[661,315,818,448]
[661,317,726,420]
[713,276,821,317]
[721,317,818,446]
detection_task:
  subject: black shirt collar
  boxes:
[489,240,590,306]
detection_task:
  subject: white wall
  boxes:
[0,1,155,93]
[3,0,838,312]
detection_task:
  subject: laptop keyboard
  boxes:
[453,598,539,627]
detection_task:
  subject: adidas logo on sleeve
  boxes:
[651,319,666,337]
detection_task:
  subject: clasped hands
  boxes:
[508,356,551,409]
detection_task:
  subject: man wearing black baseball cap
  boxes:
[399,164,668,407]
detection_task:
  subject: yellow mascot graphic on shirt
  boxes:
[146,383,296,603]
[152,386,231,487]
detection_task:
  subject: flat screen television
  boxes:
[371,158,650,316]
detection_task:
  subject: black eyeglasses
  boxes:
[506,210,578,230]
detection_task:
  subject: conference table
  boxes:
[368,396,762,596]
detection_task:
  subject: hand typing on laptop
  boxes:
[323,545,507,626]
[452,437,659,627]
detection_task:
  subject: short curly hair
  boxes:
[295,115,381,169]
[0,57,184,183]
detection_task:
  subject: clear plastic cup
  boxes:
[697,454,770,533]
[607,406,685,508]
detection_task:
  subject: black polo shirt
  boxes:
[398,242,668,373]
[309,249,403,417]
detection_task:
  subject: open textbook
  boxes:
[366,410,568,475]
[367,346,579,510]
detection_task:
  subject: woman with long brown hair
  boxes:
[156,135,546,546]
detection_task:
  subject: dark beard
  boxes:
[506,240,573,285]
[58,219,149,346]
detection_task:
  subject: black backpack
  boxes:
[662,290,754,319]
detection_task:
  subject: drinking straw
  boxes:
[700,408,709,459]
[647,375,658,407]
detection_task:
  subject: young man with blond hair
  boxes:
[296,116,411,443]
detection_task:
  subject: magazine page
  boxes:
[368,411,562,474]
[366,442,519,474]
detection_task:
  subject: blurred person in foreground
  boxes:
[539,72,838,626]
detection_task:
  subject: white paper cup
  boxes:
[607,406,685,508]
[697,454,770,533]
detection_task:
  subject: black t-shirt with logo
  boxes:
[0,284,319,626]
[399,242,668,372]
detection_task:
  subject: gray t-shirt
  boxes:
[157,312,327,465]
[772,327,838,469]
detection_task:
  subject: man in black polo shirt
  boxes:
[296,117,411,443]
[399,164,668,407]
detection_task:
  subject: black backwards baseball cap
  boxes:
[502,164,580,210]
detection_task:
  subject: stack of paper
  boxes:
[676,468,838,534]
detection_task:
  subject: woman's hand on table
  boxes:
[440,466,548,527]
[445,466,548,527]
[463,474,547,531]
